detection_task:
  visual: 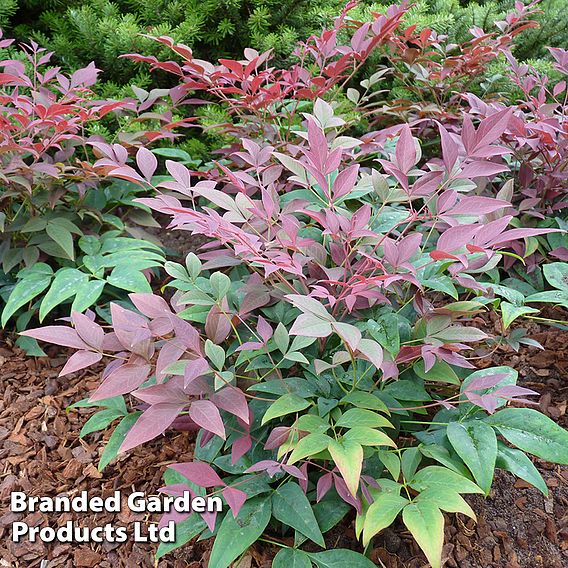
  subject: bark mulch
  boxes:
[0,320,567,568]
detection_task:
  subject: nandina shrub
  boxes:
[0,32,191,342]
[24,90,568,567]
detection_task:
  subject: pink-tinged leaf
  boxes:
[333,474,362,514]
[245,460,282,476]
[120,401,186,453]
[165,160,191,189]
[20,326,90,350]
[257,316,273,343]
[205,303,232,343]
[169,462,225,487]
[491,385,539,399]
[437,224,479,253]
[184,357,210,387]
[439,124,458,172]
[464,373,510,393]
[129,293,172,318]
[59,350,102,377]
[458,161,509,179]
[90,363,151,401]
[317,472,333,502]
[264,427,291,450]
[488,227,559,247]
[396,233,422,264]
[156,341,186,380]
[72,312,104,350]
[395,125,416,175]
[211,386,250,424]
[189,400,226,439]
[446,197,510,217]
[281,464,307,481]
[289,313,333,338]
[108,166,146,184]
[132,375,187,405]
[332,164,360,200]
[222,486,247,517]
[306,117,329,172]
[232,434,252,464]
[356,338,383,370]
[136,147,158,182]
[473,107,513,151]
[201,510,218,532]
[298,463,309,493]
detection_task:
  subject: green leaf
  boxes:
[422,276,458,299]
[362,492,408,546]
[272,548,312,568]
[210,271,231,300]
[543,262,568,291]
[313,494,350,533]
[272,482,325,547]
[2,265,53,326]
[107,265,152,292]
[156,513,206,559]
[419,445,469,477]
[15,335,46,356]
[525,290,568,306]
[78,235,101,255]
[336,408,393,429]
[496,442,548,496]
[274,323,290,354]
[80,408,125,437]
[377,450,400,481]
[284,351,310,364]
[308,549,376,568]
[205,339,226,370]
[46,221,75,260]
[261,394,311,425]
[367,314,400,355]
[98,412,141,471]
[71,280,106,313]
[152,147,193,161]
[500,302,539,329]
[340,391,390,414]
[485,408,568,464]
[414,359,460,385]
[328,438,363,497]
[409,466,483,494]
[343,427,396,448]
[415,487,476,520]
[39,268,88,321]
[208,496,271,568]
[447,421,497,495]
[402,501,444,568]
[288,433,333,464]
[401,447,422,481]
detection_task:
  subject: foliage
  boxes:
[22,4,568,566]
[0,32,182,346]
[4,0,363,91]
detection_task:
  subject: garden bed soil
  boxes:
[0,319,567,568]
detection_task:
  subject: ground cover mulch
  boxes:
[0,318,567,568]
